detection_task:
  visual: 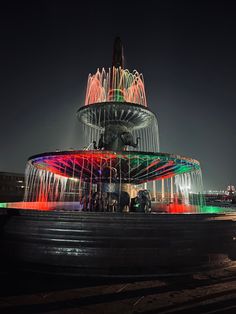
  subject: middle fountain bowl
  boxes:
[28,150,200,184]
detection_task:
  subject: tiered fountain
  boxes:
[19,37,203,213]
[1,38,235,276]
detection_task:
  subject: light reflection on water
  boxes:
[0,201,235,214]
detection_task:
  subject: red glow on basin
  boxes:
[151,203,199,214]
[1,202,227,214]
[167,204,197,214]
[2,202,54,210]
[0,202,197,213]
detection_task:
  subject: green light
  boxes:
[200,206,231,214]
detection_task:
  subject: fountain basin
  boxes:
[1,209,236,276]
[77,102,155,129]
[29,150,200,184]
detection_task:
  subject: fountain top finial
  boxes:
[112,37,124,69]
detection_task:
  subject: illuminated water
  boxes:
[1,201,234,214]
[85,67,147,106]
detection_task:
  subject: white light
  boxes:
[70,178,79,182]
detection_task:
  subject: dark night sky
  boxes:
[0,0,235,190]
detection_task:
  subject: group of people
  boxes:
[76,192,118,212]
[76,189,151,213]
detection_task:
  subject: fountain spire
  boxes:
[112,37,124,69]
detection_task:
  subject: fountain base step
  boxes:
[1,209,236,277]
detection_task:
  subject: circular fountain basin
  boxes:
[29,150,200,184]
[1,209,236,276]
[77,102,156,130]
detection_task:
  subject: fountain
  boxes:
[1,38,235,276]
[18,37,204,213]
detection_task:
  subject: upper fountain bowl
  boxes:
[77,102,156,130]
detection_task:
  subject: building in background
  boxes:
[0,172,25,202]
[204,185,236,205]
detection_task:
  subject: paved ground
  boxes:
[1,265,236,313]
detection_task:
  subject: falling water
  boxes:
[131,119,159,152]
[174,170,205,209]
[81,109,160,152]
[24,163,68,202]
[85,67,147,107]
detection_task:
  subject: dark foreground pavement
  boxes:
[2,209,236,313]
[1,265,236,313]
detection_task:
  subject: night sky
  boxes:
[0,0,235,190]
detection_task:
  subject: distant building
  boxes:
[226,185,235,196]
[0,172,25,202]
[204,184,236,205]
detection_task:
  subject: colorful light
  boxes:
[0,201,233,214]
[28,150,200,184]
[85,67,147,107]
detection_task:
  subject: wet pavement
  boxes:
[1,265,236,313]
